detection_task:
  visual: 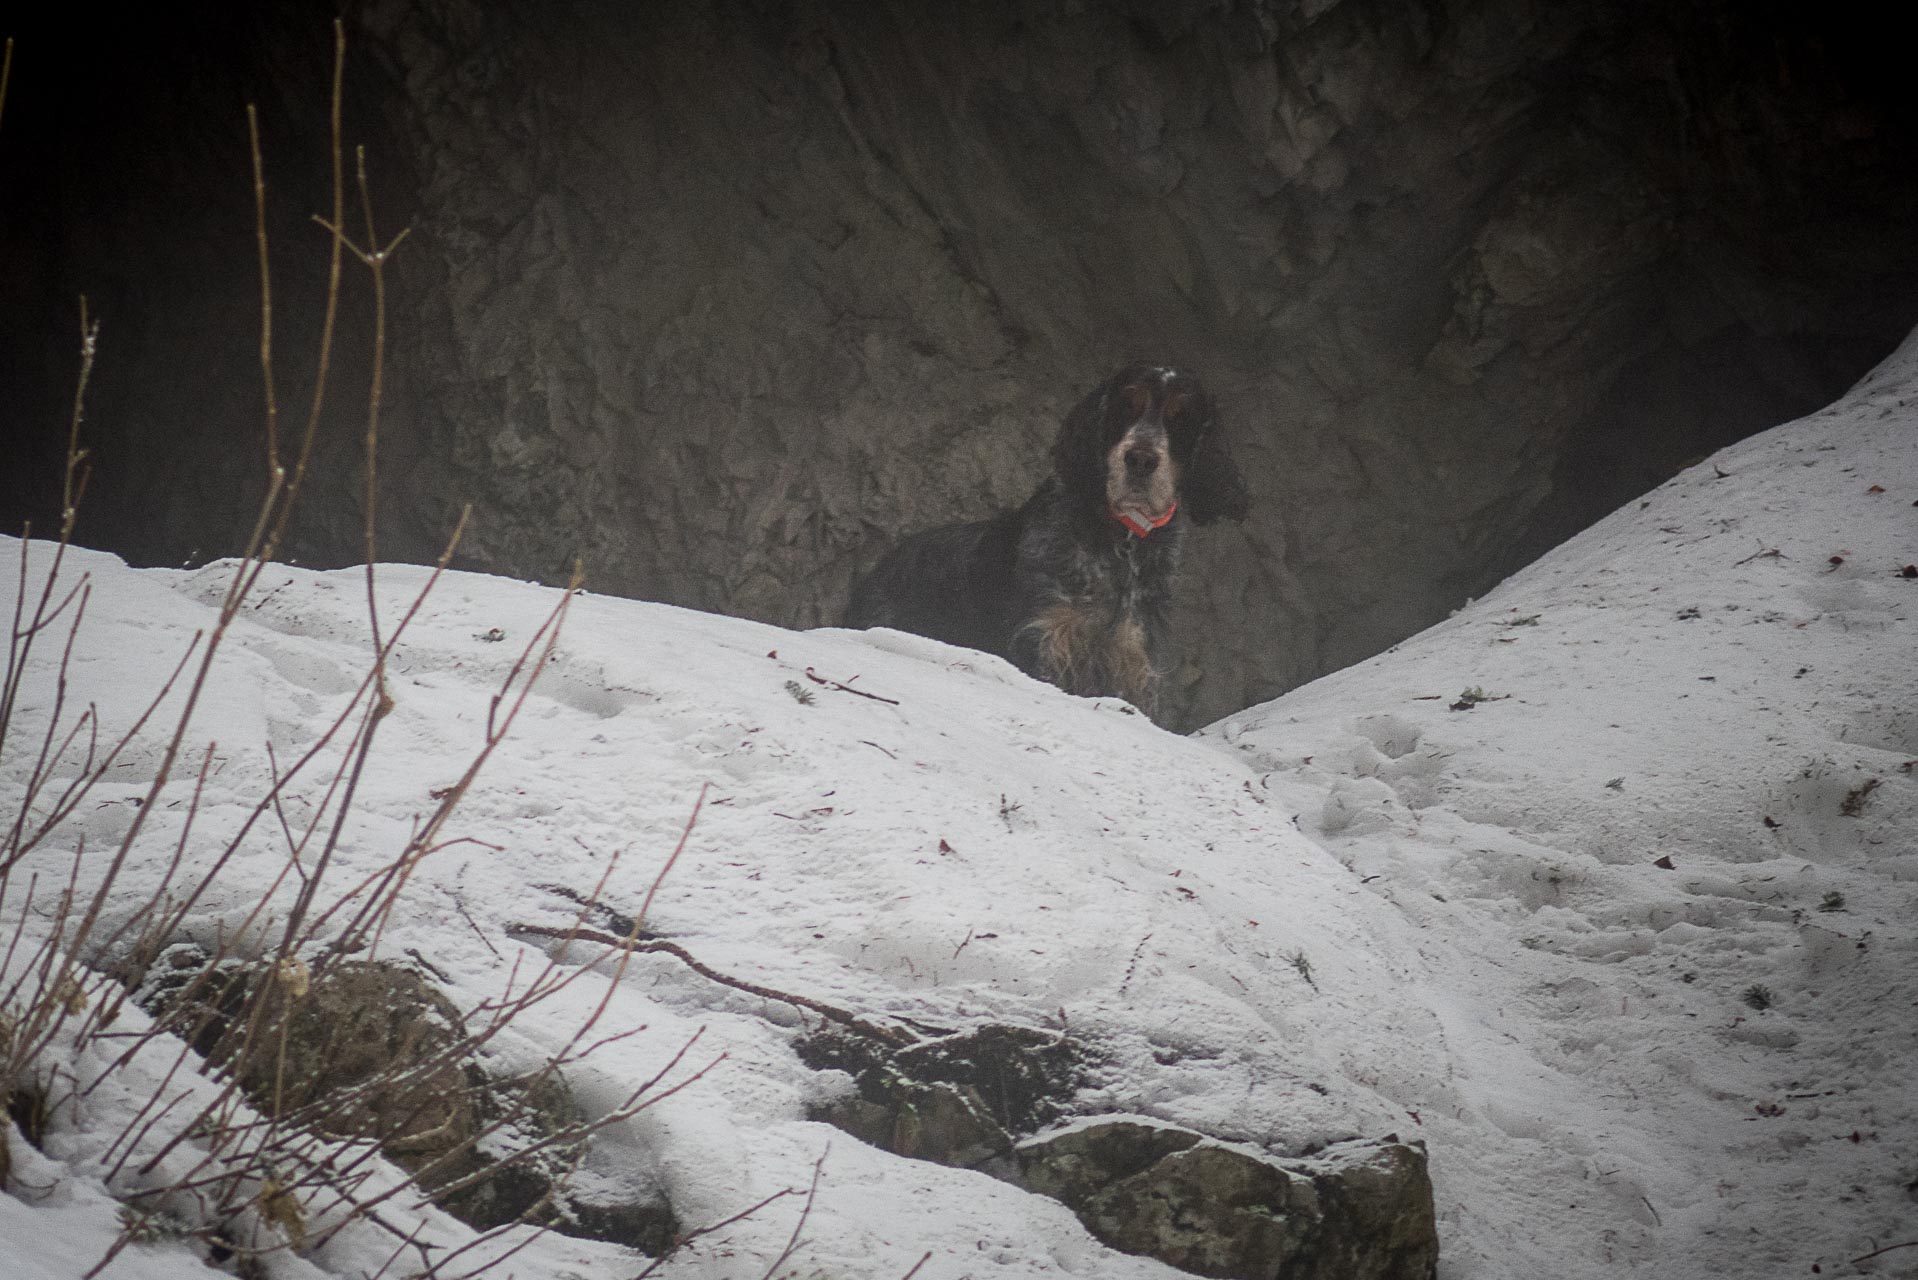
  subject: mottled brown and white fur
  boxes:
[845,363,1250,716]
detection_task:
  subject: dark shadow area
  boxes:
[4,0,1917,727]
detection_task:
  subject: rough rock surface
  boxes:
[800,1023,1084,1167]
[135,950,676,1251]
[5,1,1918,726]
[1011,1120,1438,1280]
[800,1025,1434,1278]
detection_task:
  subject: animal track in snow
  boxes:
[1342,715,1450,808]
[1352,714,1422,759]
[252,636,359,698]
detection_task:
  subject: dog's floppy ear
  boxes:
[1181,393,1251,526]
[1051,374,1120,503]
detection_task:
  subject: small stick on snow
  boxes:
[450,892,502,960]
[1851,1241,1918,1266]
[804,667,900,704]
[508,923,914,1045]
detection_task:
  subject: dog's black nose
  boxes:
[1124,448,1160,477]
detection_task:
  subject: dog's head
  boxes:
[1054,363,1251,532]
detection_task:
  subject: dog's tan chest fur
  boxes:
[1025,599,1158,711]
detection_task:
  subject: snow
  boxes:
[3,329,1916,1279]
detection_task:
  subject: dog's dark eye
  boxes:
[1123,385,1151,418]
[1162,391,1190,423]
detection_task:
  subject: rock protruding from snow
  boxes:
[799,1018,1438,1279]
[1009,1121,1438,1280]
[136,950,677,1251]
[801,1023,1084,1167]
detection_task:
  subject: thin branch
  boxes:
[245,104,280,477]
[506,923,914,1045]
[804,666,900,705]
[628,1186,801,1280]
[759,1147,828,1280]
[1851,1241,1918,1266]
[632,782,708,941]
[254,16,346,571]
[0,36,14,132]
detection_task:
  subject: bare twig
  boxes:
[0,299,97,771]
[245,105,280,477]
[759,1147,828,1280]
[633,781,707,940]
[257,17,346,567]
[0,36,14,132]
[803,666,900,705]
[309,138,411,661]
[628,1185,801,1280]
[451,892,502,960]
[1851,1240,1918,1266]
[507,923,914,1045]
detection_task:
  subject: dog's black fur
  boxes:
[845,363,1249,714]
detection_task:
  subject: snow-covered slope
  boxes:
[0,538,1433,1279]
[3,332,1915,1280]
[1210,333,1918,1277]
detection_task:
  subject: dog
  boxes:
[845,363,1250,714]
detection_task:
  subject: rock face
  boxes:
[1010,1121,1437,1280]
[6,1,1918,726]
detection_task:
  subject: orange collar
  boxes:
[1112,501,1177,538]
